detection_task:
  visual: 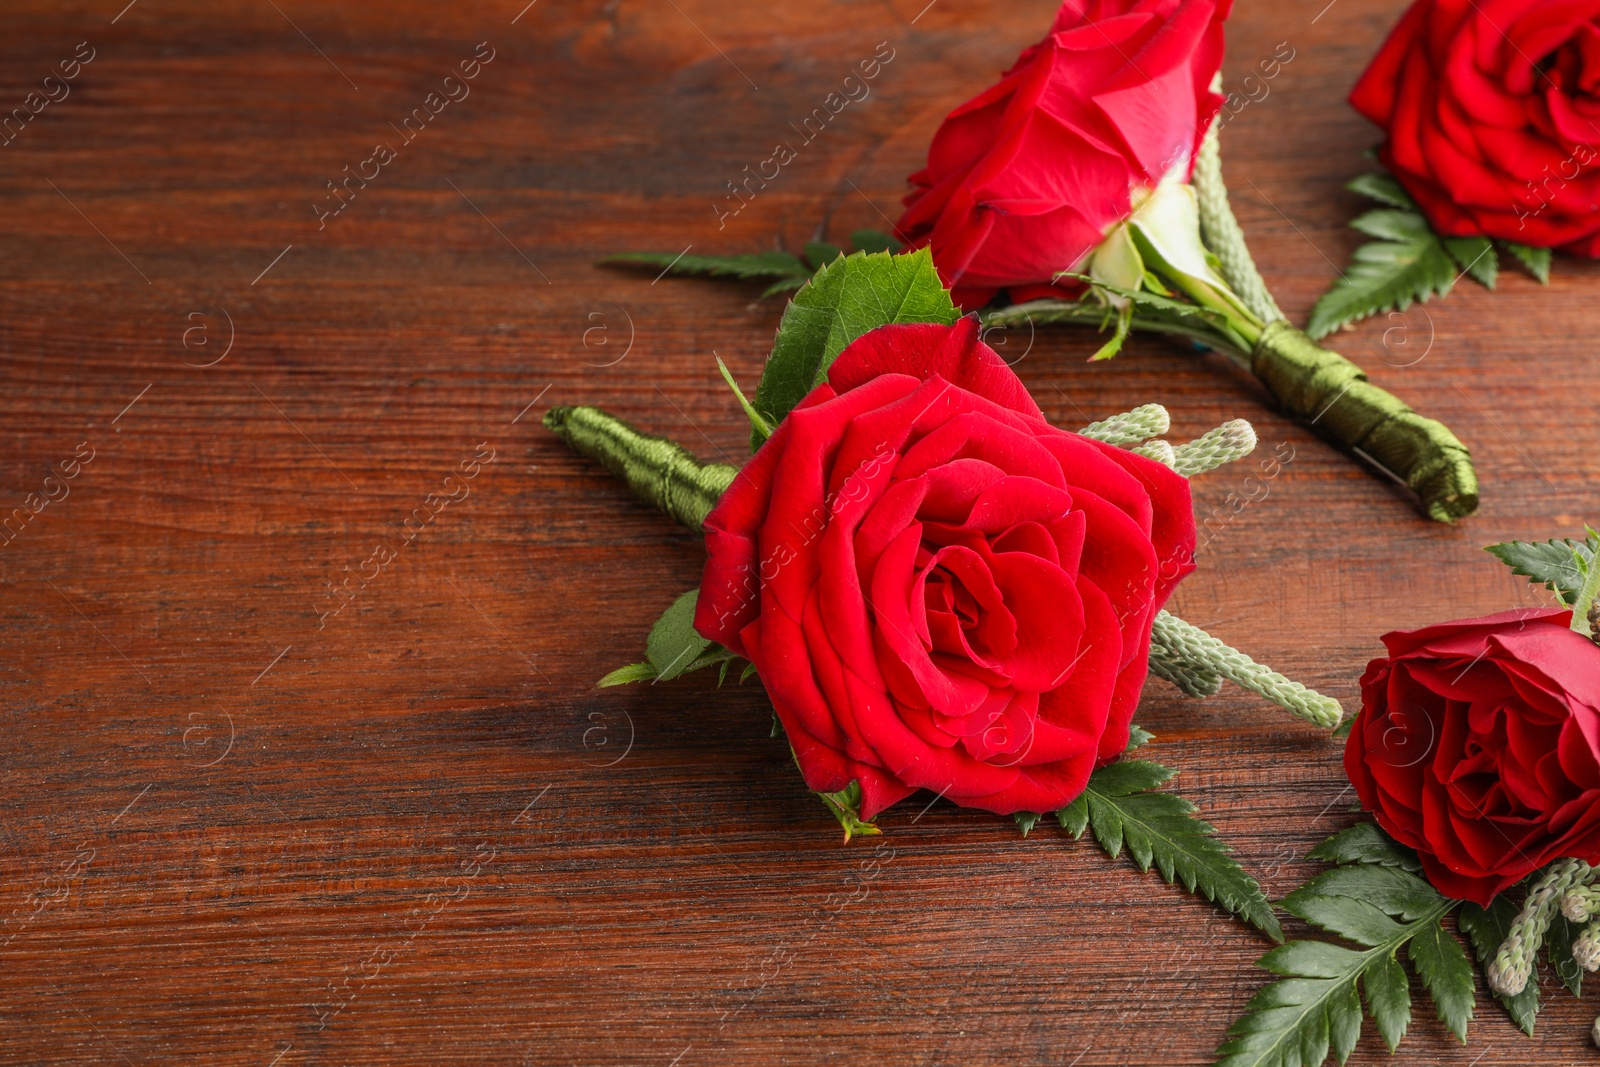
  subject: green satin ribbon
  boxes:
[1250,322,1479,523]
[543,405,736,531]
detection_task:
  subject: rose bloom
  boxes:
[1345,608,1600,906]
[1350,0,1600,253]
[694,318,1197,818]
[895,0,1231,310]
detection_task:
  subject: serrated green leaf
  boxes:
[1261,939,1369,979]
[1307,209,1457,339]
[1307,823,1424,873]
[1084,759,1175,796]
[1284,893,1409,947]
[750,248,960,449]
[1501,240,1552,283]
[602,249,809,281]
[1291,864,1446,923]
[647,590,713,681]
[815,780,879,843]
[1222,823,1475,1064]
[1056,795,1089,838]
[1218,942,1368,1067]
[1361,952,1411,1052]
[1347,172,1416,210]
[597,661,657,687]
[740,661,759,685]
[1548,913,1584,996]
[1407,917,1474,1042]
[761,275,809,297]
[1443,236,1497,289]
[1124,724,1155,753]
[1459,897,1541,1035]
[1485,535,1598,605]
[1072,760,1282,941]
[850,228,899,254]
[803,241,843,270]
[1014,811,1040,837]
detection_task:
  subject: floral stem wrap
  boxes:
[543,405,736,531]
[1249,322,1478,522]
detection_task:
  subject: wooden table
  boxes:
[2,1,1595,1064]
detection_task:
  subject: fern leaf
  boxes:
[1307,209,1458,339]
[601,249,810,282]
[1057,760,1283,941]
[1500,240,1552,283]
[1216,823,1476,1066]
[1443,236,1497,289]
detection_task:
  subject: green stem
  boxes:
[1250,323,1479,523]
[1190,113,1481,524]
[543,405,738,531]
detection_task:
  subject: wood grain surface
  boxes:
[1,1,1597,1064]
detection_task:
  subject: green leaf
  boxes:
[1014,811,1041,837]
[598,646,737,688]
[815,780,879,842]
[1216,825,1479,1066]
[1485,534,1598,605]
[1307,209,1458,339]
[1124,723,1155,753]
[1064,759,1282,941]
[601,249,809,282]
[750,248,959,448]
[1056,795,1089,838]
[760,275,809,298]
[1361,952,1411,1051]
[1290,865,1446,924]
[1219,941,1368,1067]
[1501,240,1552,283]
[1090,302,1133,361]
[1548,913,1584,997]
[803,241,843,270]
[1306,823,1423,874]
[1284,891,1408,947]
[740,661,759,685]
[1459,896,1540,1035]
[1347,172,1416,210]
[1443,236,1497,289]
[597,661,657,687]
[715,355,773,441]
[850,228,900,254]
[646,590,713,681]
[1407,917,1474,1042]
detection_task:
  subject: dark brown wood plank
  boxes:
[1,1,1596,1064]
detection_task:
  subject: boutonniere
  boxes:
[601,0,1480,526]
[549,248,1342,942]
[1311,0,1592,336]
[1219,529,1600,1063]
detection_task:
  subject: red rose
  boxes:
[694,317,1197,818]
[895,0,1231,310]
[1345,608,1600,906]
[1350,0,1600,253]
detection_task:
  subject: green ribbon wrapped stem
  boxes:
[543,405,737,531]
[1250,322,1479,523]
